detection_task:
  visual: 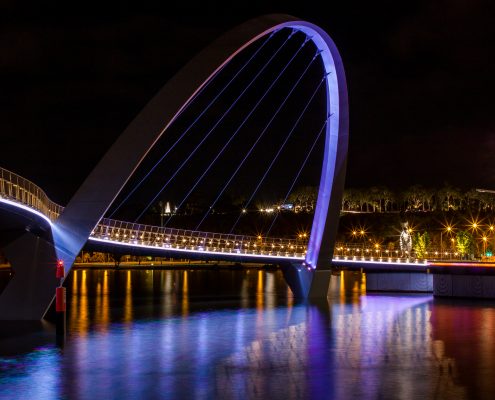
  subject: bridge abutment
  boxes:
[366,272,433,293]
[433,274,495,299]
[0,232,58,320]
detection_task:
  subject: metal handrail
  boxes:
[93,218,306,258]
[334,242,463,261]
[0,166,63,221]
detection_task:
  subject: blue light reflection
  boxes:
[1,294,445,399]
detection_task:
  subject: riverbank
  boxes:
[0,261,279,272]
[72,261,279,270]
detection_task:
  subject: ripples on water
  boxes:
[1,268,495,399]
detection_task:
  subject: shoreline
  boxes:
[74,261,279,270]
[0,261,280,271]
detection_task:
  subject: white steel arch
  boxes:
[55,14,348,275]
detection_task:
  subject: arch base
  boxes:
[281,263,331,298]
[0,232,58,320]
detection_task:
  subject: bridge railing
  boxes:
[91,218,307,258]
[0,167,63,222]
[334,242,464,261]
[89,220,465,262]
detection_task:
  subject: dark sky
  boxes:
[1,0,494,206]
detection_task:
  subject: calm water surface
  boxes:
[1,267,495,399]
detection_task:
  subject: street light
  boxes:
[468,218,482,234]
[440,225,453,255]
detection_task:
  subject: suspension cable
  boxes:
[167,37,313,227]
[193,48,322,231]
[265,117,329,236]
[134,30,298,222]
[108,30,278,218]
[229,73,327,233]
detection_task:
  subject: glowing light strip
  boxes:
[88,236,304,261]
[0,197,54,226]
[430,262,495,268]
[335,258,429,267]
[88,236,434,267]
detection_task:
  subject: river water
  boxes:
[1,267,495,399]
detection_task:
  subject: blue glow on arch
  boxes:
[194,21,347,269]
[281,24,347,269]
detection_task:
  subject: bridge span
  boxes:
[1,166,429,267]
[4,165,495,314]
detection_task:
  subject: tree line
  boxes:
[288,184,495,213]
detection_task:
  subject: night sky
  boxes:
[1,1,494,206]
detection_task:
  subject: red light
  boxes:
[56,259,65,278]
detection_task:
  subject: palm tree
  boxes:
[438,184,463,211]
[369,186,383,212]
[380,187,395,212]
[342,188,357,211]
[403,185,426,211]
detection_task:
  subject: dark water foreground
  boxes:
[1,268,495,399]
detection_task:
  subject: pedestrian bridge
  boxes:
[0,166,427,267]
[3,14,493,321]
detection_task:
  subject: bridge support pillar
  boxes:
[0,232,58,320]
[281,263,331,298]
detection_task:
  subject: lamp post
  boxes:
[441,230,444,259]
[358,229,366,251]
[469,221,481,257]
[440,225,453,260]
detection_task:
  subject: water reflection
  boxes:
[430,300,495,399]
[182,270,189,317]
[124,270,133,323]
[63,269,292,336]
[1,268,495,398]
